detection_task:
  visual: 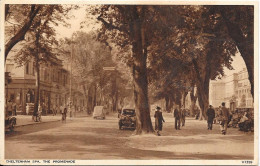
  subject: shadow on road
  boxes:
[5,116,254,160]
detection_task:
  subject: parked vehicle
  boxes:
[5,115,16,132]
[93,106,106,119]
[118,108,136,130]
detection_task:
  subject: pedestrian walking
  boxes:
[206,105,215,130]
[6,100,13,116]
[180,106,186,126]
[61,104,67,123]
[42,102,46,115]
[12,101,17,116]
[26,104,30,115]
[173,105,181,130]
[154,106,165,136]
[218,102,229,135]
[52,105,56,116]
[36,103,42,122]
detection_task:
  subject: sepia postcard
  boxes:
[0,0,258,165]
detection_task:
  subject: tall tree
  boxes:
[92,6,150,134]
[91,5,185,134]
[12,5,68,116]
[147,6,237,119]
[180,6,236,119]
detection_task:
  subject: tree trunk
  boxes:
[5,4,10,20]
[131,6,153,134]
[115,84,118,112]
[87,86,93,114]
[192,58,210,120]
[182,91,188,108]
[93,84,97,108]
[197,85,209,120]
[165,96,170,113]
[169,95,174,112]
[82,84,88,107]
[175,90,182,107]
[190,87,197,117]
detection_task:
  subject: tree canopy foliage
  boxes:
[60,31,131,114]
[5,4,75,61]
[90,5,253,125]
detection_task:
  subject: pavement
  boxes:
[14,111,90,127]
[5,112,255,160]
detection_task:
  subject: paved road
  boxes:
[5,113,254,159]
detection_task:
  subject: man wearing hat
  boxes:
[206,105,215,130]
[154,106,165,136]
[219,102,229,135]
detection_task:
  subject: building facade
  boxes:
[209,68,253,110]
[209,79,225,107]
[236,68,253,108]
[5,56,86,115]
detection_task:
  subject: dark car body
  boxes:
[118,108,136,130]
[5,116,16,132]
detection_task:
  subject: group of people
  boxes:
[206,102,229,135]
[173,106,186,130]
[153,105,186,136]
[206,102,254,134]
[153,102,234,136]
[228,108,254,132]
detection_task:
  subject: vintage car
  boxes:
[93,106,106,119]
[118,108,136,130]
[5,115,16,132]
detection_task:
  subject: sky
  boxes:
[55,5,100,40]
[224,53,246,76]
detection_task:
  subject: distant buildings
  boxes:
[209,68,253,110]
[236,68,253,108]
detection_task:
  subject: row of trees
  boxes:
[5,5,253,134]
[91,5,254,134]
[60,31,132,114]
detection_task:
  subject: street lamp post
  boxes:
[70,45,73,105]
[69,44,73,117]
